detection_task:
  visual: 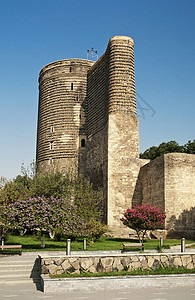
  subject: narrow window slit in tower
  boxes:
[50,141,54,150]
[69,67,72,72]
[81,139,85,147]
[71,83,73,90]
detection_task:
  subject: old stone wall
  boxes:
[164,153,195,238]
[136,153,195,239]
[138,156,165,210]
[40,253,195,275]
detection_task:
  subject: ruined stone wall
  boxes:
[36,59,94,173]
[138,156,165,210]
[164,153,195,238]
[137,153,195,239]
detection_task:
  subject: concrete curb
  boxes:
[41,273,195,293]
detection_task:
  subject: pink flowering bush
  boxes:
[121,204,166,244]
[6,196,84,238]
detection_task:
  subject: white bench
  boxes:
[123,243,144,252]
[0,245,22,255]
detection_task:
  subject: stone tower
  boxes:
[36,59,94,173]
[36,36,140,235]
[85,36,140,233]
[36,36,195,239]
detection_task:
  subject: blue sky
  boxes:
[0,0,194,179]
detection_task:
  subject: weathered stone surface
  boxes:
[173,257,182,267]
[56,267,63,275]
[70,259,79,271]
[41,265,49,274]
[55,258,65,266]
[40,253,195,275]
[100,257,114,272]
[44,259,54,266]
[112,257,124,271]
[80,258,94,271]
[181,255,192,267]
[186,263,194,270]
[147,257,154,268]
[161,255,169,267]
[131,261,141,269]
[192,255,195,264]
[48,264,60,275]
[152,259,161,270]
[141,259,148,269]
[61,260,72,272]
[131,256,139,262]
[121,257,132,268]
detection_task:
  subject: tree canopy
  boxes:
[140,140,195,160]
[0,166,108,241]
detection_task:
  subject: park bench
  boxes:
[0,245,22,255]
[123,243,144,252]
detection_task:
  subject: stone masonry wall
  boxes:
[40,253,195,275]
[164,153,195,239]
[136,153,195,239]
[138,156,165,210]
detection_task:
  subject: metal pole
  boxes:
[84,238,86,250]
[181,237,185,252]
[160,237,163,247]
[66,239,71,255]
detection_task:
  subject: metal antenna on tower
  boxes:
[87,47,98,61]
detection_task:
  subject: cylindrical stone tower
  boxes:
[36,59,94,173]
[108,36,136,115]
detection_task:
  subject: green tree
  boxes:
[0,166,108,240]
[140,140,187,160]
[73,176,108,240]
[184,140,195,154]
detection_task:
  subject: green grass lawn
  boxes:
[3,234,195,252]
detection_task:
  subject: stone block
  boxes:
[131,261,141,269]
[55,258,65,266]
[152,259,161,270]
[173,257,182,267]
[186,263,194,270]
[48,264,60,275]
[80,258,94,271]
[41,265,49,274]
[112,257,124,271]
[121,256,132,268]
[44,259,54,265]
[70,259,80,271]
[147,257,154,268]
[181,255,192,267]
[88,265,98,274]
[100,257,114,272]
[161,255,169,267]
[61,259,72,272]
[131,256,139,262]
